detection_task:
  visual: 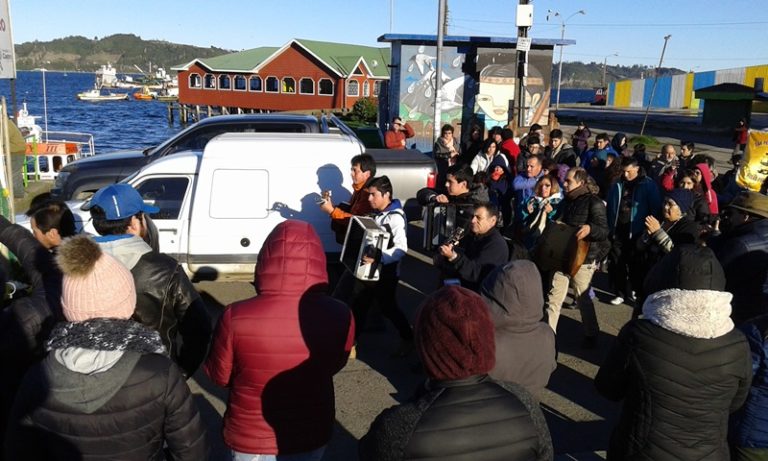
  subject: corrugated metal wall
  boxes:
[715,67,745,85]
[745,65,768,88]
[615,80,631,107]
[607,82,616,106]
[606,63,768,109]
[692,71,716,111]
[670,74,687,108]
[630,79,644,107]
[685,73,695,109]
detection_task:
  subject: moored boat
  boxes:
[77,84,129,101]
[133,85,157,100]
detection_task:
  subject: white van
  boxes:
[75,132,366,280]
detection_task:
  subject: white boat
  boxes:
[17,102,96,181]
[95,63,118,88]
[76,84,129,101]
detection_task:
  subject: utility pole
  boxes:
[389,0,394,32]
[640,34,671,136]
[515,1,532,131]
[433,0,447,141]
[548,9,585,111]
[602,53,618,88]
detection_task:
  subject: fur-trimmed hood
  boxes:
[642,288,734,339]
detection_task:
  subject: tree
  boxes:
[351,97,377,123]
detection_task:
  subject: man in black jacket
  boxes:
[85,184,212,377]
[434,202,509,292]
[544,167,610,346]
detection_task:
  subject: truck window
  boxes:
[135,177,190,220]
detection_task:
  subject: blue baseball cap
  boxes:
[83,184,159,220]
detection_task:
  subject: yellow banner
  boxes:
[737,130,768,191]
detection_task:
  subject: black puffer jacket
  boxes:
[0,217,57,451]
[555,185,610,263]
[595,288,752,460]
[96,235,212,377]
[5,319,208,460]
[359,375,553,461]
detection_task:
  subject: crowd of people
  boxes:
[0,117,766,460]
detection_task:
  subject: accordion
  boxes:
[341,216,391,281]
[422,202,475,251]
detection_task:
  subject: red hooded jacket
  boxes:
[204,220,354,455]
[695,163,719,215]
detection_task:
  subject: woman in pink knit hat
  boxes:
[5,235,208,460]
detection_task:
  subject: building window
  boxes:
[347,80,359,97]
[189,73,201,89]
[363,80,370,97]
[234,75,246,91]
[318,78,334,96]
[373,80,382,96]
[249,76,262,92]
[266,76,279,93]
[204,74,216,89]
[282,77,296,94]
[218,74,231,90]
[299,78,314,95]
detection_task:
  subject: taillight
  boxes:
[427,170,437,188]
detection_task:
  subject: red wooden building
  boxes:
[172,38,391,112]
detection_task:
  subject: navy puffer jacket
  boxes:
[730,314,768,452]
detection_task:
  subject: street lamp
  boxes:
[548,9,585,111]
[602,53,618,88]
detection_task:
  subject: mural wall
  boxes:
[399,44,466,152]
[474,48,553,131]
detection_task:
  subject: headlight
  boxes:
[54,171,70,189]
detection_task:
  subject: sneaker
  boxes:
[391,339,415,358]
[610,296,624,306]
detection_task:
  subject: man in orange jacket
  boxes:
[384,117,415,150]
[319,153,376,243]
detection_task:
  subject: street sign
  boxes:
[0,0,15,79]
[517,37,532,53]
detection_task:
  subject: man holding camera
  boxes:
[434,202,508,292]
[319,154,376,244]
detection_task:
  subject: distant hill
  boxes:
[15,34,685,88]
[14,34,232,72]
[554,61,686,88]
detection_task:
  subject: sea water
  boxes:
[0,70,180,153]
[0,71,596,153]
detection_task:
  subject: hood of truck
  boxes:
[61,149,149,171]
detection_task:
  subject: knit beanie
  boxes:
[666,188,695,214]
[643,244,726,295]
[415,286,495,381]
[57,235,136,322]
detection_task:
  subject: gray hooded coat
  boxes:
[480,260,557,398]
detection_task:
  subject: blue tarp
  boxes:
[607,82,616,106]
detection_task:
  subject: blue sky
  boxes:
[11,0,768,72]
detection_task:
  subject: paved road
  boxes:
[188,223,632,460]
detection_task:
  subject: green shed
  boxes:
[694,83,754,131]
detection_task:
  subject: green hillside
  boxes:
[14,34,232,72]
[553,61,686,88]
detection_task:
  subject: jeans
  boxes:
[230,446,326,461]
[544,262,600,337]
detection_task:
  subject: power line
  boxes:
[452,18,767,27]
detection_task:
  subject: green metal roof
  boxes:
[292,39,390,78]
[173,39,391,78]
[196,47,280,72]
